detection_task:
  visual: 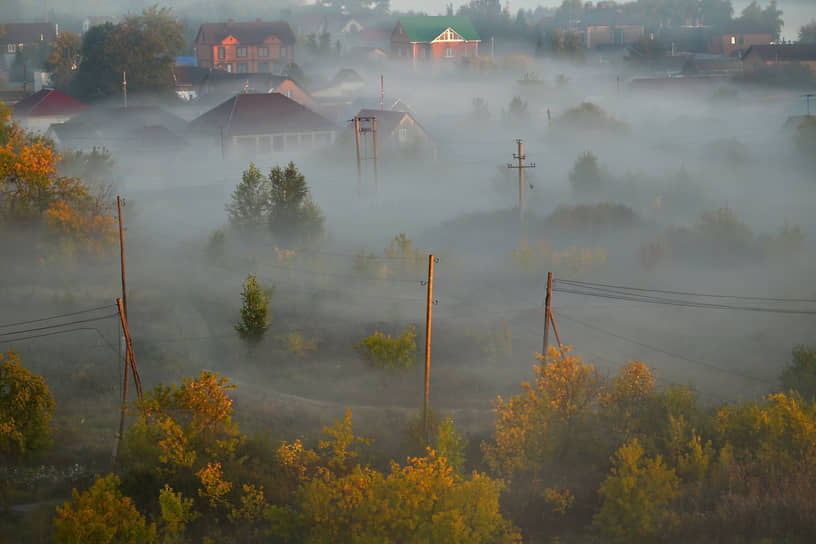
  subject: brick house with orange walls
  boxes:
[194,20,295,73]
[390,16,480,63]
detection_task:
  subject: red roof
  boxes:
[189,93,336,136]
[196,21,295,46]
[12,89,87,118]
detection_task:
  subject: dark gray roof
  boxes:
[190,93,335,136]
[196,21,295,46]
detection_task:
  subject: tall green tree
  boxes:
[235,274,271,343]
[700,0,734,26]
[46,31,81,93]
[799,21,816,43]
[780,346,816,400]
[74,6,185,100]
[738,0,784,40]
[267,161,324,244]
[226,163,270,234]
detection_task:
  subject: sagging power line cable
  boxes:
[553,286,816,315]
[0,314,119,339]
[0,304,115,329]
[555,278,816,304]
[553,310,771,385]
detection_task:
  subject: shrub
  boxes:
[557,102,628,132]
[593,439,679,543]
[235,274,270,343]
[284,330,319,358]
[545,203,639,231]
[569,151,603,194]
[354,326,417,369]
[0,350,55,461]
[54,474,156,544]
[780,346,816,400]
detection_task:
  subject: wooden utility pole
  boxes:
[354,116,362,190]
[117,196,127,318]
[113,297,143,463]
[122,71,127,108]
[380,74,385,110]
[542,271,552,359]
[372,117,379,189]
[423,254,435,445]
[507,139,535,220]
[354,116,379,191]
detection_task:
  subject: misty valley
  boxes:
[2,0,816,542]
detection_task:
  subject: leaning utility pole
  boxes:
[423,254,435,445]
[112,297,143,464]
[507,139,536,220]
[117,196,127,318]
[541,272,564,364]
[542,271,552,359]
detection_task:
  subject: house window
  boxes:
[739,35,744,45]
[217,46,226,59]
[286,134,298,148]
[301,133,313,148]
[273,135,284,151]
[730,36,736,45]
[225,63,233,72]
[236,46,247,58]
[445,47,454,58]
[258,136,271,152]
[286,89,293,98]
[399,126,408,140]
[258,61,269,72]
[258,46,269,57]
[237,62,248,73]
[7,44,16,53]
[281,46,288,57]
[236,136,256,152]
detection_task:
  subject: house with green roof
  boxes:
[391,16,480,62]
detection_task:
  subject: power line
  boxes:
[553,310,772,385]
[0,314,119,339]
[0,326,121,358]
[0,304,114,329]
[555,278,816,304]
[553,287,816,315]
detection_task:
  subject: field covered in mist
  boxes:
[3,27,816,542]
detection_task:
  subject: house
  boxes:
[311,69,366,100]
[81,16,122,34]
[390,16,480,61]
[2,23,59,72]
[578,9,645,49]
[1,23,59,55]
[742,44,816,76]
[194,20,295,73]
[188,93,337,156]
[47,105,188,152]
[710,22,772,57]
[11,88,87,132]
[173,66,313,107]
[352,108,435,155]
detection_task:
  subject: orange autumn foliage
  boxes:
[0,101,115,254]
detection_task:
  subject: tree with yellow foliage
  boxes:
[124,371,242,474]
[54,474,156,544]
[593,438,679,543]
[0,102,115,254]
[0,349,55,462]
